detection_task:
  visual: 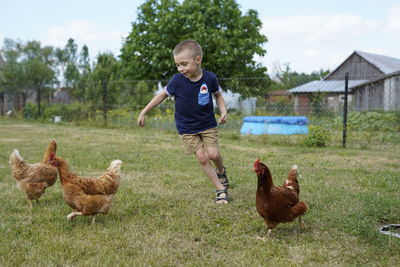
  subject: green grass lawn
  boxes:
[0,121,399,266]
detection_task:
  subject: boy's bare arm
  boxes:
[214,91,228,124]
[137,90,169,127]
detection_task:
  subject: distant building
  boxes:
[52,88,72,104]
[351,70,400,111]
[265,90,292,104]
[288,51,400,113]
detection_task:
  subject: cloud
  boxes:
[262,14,380,45]
[40,19,127,57]
[257,12,400,73]
[385,5,400,32]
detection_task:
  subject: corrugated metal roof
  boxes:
[323,50,400,80]
[351,69,400,90]
[267,90,291,96]
[356,51,400,74]
[288,80,368,93]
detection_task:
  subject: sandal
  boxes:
[215,188,230,204]
[216,167,229,188]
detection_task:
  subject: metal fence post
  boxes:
[342,73,349,147]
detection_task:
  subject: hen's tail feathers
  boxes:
[285,165,299,192]
[288,165,298,179]
[108,159,122,174]
[9,149,24,166]
[291,201,307,217]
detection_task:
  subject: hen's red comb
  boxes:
[254,159,261,168]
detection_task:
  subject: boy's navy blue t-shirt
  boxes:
[165,69,220,135]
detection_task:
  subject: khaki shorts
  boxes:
[180,127,219,154]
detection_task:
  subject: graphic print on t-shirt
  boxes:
[198,83,209,105]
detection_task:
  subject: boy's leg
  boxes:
[195,147,225,190]
[207,146,224,174]
[194,147,228,204]
[201,128,229,187]
[207,146,229,187]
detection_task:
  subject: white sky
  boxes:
[1,0,400,76]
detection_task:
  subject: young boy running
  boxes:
[137,40,230,204]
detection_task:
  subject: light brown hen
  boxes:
[9,140,58,208]
[55,156,122,223]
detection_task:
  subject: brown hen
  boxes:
[55,156,122,223]
[9,140,58,208]
[254,159,307,236]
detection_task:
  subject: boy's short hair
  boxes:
[173,40,203,58]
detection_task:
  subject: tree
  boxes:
[0,39,57,115]
[272,63,330,90]
[87,52,119,126]
[120,0,268,83]
[119,80,157,109]
[79,45,91,74]
[72,44,92,102]
[0,39,26,113]
[22,41,57,117]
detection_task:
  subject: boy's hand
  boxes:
[219,112,227,124]
[137,113,145,128]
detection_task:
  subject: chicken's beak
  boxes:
[48,153,58,167]
[254,159,260,166]
[254,159,261,175]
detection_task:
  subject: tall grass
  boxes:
[0,121,399,266]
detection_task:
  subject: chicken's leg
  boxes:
[27,199,33,209]
[267,229,273,236]
[91,215,96,224]
[67,211,83,221]
[299,216,306,228]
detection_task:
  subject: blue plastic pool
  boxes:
[240,116,309,135]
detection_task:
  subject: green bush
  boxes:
[303,125,331,147]
[23,102,94,122]
[22,102,40,119]
[334,111,400,132]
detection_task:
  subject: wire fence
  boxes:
[1,72,399,148]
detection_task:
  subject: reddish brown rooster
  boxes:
[254,159,307,235]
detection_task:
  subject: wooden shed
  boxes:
[288,51,400,113]
[351,70,400,111]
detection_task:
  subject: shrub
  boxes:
[22,102,39,119]
[334,111,400,132]
[23,102,94,122]
[303,125,330,147]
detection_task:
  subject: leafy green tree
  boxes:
[79,45,91,74]
[0,39,26,104]
[119,80,157,109]
[72,44,92,102]
[120,0,268,85]
[63,38,80,88]
[272,63,330,90]
[54,40,92,102]
[87,52,119,126]
[22,41,57,117]
[0,39,57,116]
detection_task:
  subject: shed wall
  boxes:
[325,54,383,80]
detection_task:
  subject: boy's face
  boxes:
[174,49,202,80]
